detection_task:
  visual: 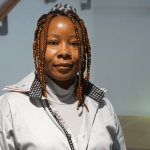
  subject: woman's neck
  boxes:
[48,76,76,90]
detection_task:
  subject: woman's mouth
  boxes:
[53,63,73,72]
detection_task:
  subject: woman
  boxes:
[0,4,127,150]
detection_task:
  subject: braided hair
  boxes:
[33,4,91,111]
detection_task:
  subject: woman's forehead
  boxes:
[48,15,82,36]
[49,15,80,27]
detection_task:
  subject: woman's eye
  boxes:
[70,42,78,46]
[48,41,58,46]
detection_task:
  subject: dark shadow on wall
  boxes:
[0,16,8,35]
[81,0,91,10]
[45,0,56,3]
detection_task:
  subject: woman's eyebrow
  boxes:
[69,35,77,38]
[47,34,77,38]
[47,34,60,37]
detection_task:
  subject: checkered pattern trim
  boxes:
[29,77,42,98]
[85,82,105,103]
[51,3,77,13]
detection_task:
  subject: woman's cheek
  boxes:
[47,47,58,55]
[45,48,57,61]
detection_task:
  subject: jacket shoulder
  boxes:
[0,92,28,108]
[85,81,107,103]
[0,92,15,116]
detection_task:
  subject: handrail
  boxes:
[0,0,20,21]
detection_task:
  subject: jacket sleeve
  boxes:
[0,94,17,150]
[104,98,127,150]
[112,111,127,150]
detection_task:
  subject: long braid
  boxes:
[41,14,54,98]
[33,19,46,75]
[33,9,91,111]
[33,39,38,74]
[77,19,90,112]
[78,20,91,100]
[72,13,91,111]
[37,28,43,97]
[33,16,49,98]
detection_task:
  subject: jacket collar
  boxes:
[3,70,36,92]
[3,70,43,99]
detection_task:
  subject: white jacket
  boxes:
[0,71,127,150]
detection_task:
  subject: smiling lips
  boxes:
[54,63,73,71]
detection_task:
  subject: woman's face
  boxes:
[40,15,83,84]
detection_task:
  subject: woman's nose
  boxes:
[57,42,71,59]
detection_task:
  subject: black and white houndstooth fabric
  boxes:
[85,82,105,103]
[29,77,42,98]
[51,3,77,14]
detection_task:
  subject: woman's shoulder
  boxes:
[0,92,29,114]
[0,91,28,102]
[0,71,36,112]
